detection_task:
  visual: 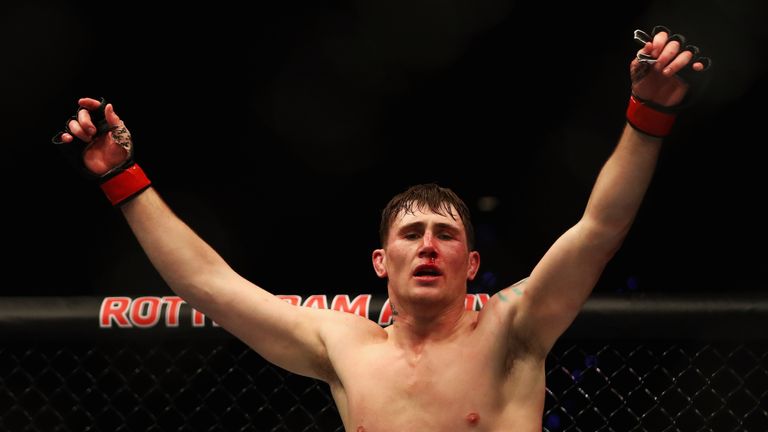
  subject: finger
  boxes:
[679,44,711,72]
[636,42,656,64]
[67,119,91,142]
[662,50,693,76]
[58,132,74,143]
[655,39,682,72]
[651,25,671,38]
[105,104,121,128]
[637,41,652,56]
[692,56,711,71]
[78,97,102,110]
[77,107,97,136]
[651,30,669,58]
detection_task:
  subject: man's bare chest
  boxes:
[333,341,505,431]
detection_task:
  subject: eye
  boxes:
[437,232,454,240]
[404,232,421,240]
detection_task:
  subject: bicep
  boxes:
[196,273,336,382]
[509,221,616,354]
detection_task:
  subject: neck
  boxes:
[387,294,470,349]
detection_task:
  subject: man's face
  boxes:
[372,206,480,307]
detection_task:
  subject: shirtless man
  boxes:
[54,26,709,431]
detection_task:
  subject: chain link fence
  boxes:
[544,341,768,431]
[0,340,341,432]
[1,295,766,431]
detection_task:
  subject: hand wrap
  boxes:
[52,98,151,206]
[627,26,712,137]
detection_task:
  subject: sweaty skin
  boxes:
[95,47,683,427]
[325,290,545,432]
[321,208,546,432]
[65,28,690,431]
[117,118,666,430]
[115,120,666,431]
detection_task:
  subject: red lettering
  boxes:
[101,293,451,329]
[277,295,302,306]
[192,308,206,327]
[100,297,132,328]
[476,293,490,308]
[378,299,393,325]
[331,295,371,318]
[303,295,328,309]
[130,297,162,328]
[464,294,476,311]
[162,296,185,327]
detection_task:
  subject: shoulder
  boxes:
[318,308,388,345]
[318,309,388,383]
[478,278,529,324]
[477,278,529,340]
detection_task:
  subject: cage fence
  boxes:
[1,294,766,431]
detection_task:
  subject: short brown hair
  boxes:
[379,183,475,250]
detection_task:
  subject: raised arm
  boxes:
[54,98,339,382]
[499,27,711,355]
[120,189,340,380]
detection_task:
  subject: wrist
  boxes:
[625,95,676,138]
[99,163,152,206]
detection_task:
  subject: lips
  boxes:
[413,264,443,277]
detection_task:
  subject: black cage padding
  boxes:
[1,293,766,431]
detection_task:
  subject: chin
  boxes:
[407,285,449,302]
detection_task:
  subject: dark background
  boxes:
[2,0,766,298]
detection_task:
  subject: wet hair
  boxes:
[379,183,475,250]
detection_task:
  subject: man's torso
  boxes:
[322,301,547,432]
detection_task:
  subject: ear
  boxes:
[372,249,388,278]
[466,251,480,281]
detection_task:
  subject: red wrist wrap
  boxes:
[626,95,676,138]
[100,164,152,206]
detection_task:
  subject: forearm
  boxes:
[120,188,233,305]
[582,124,662,236]
[515,124,663,351]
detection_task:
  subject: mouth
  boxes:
[413,264,443,279]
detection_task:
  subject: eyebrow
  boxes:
[397,221,461,234]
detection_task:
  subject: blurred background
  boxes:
[1,0,766,297]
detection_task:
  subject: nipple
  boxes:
[356,427,366,432]
[466,412,480,425]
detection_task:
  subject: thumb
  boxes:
[105,104,121,128]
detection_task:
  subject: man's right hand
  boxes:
[55,97,129,176]
[53,97,151,206]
